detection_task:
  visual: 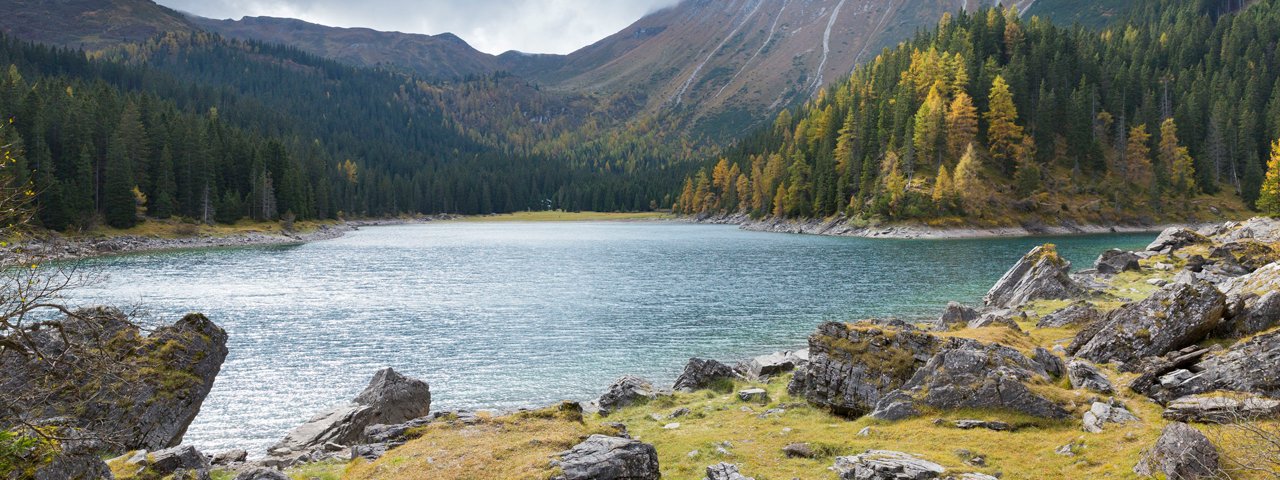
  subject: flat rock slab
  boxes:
[554,435,660,480]
[833,450,946,480]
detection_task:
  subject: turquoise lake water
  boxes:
[64,222,1155,454]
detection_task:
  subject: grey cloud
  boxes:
[156,0,682,54]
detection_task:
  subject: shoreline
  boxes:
[690,212,1203,239]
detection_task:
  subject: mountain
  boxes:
[186,16,502,81]
[0,0,194,50]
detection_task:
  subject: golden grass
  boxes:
[67,217,339,240]
[453,211,671,222]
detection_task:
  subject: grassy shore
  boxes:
[453,211,673,222]
[55,217,342,240]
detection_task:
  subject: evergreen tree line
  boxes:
[676,0,1280,222]
[0,32,682,230]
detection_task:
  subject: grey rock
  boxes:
[832,450,946,480]
[1210,217,1280,244]
[984,245,1083,309]
[553,435,660,480]
[350,442,391,461]
[1037,302,1102,328]
[272,367,431,452]
[950,474,998,480]
[211,449,248,465]
[1031,347,1065,380]
[1163,394,1280,424]
[953,420,1010,431]
[1222,290,1280,336]
[705,462,754,480]
[788,321,939,418]
[938,302,979,328]
[1055,440,1084,456]
[1072,281,1226,367]
[966,311,1024,330]
[1096,249,1141,274]
[783,442,817,458]
[1067,360,1114,394]
[27,428,113,480]
[1133,422,1219,479]
[363,416,433,444]
[0,308,228,451]
[233,467,291,480]
[1126,346,1214,398]
[1154,328,1280,402]
[737,388,768,403]
[673,358,738,392]
[1082,401,1140,433]
[596,376,658,414]
[871,339,1067,421]
[150,445,210,478]
[669,407,691,419]
[857,426,872,436]
[1147,227,1210,252]
[738,350,808,380]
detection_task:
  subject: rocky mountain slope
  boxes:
[0,0,193,50]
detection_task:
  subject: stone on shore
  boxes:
[1037,302,1102,328]
[1095,249,1141,274]
[1147,227,1210,252]
[272,367,431,452]
[1072,281,1225,367]
[1133,422,1219,479]
[871,339,1067,421]
[553,435,660,480]
[738,350,808,380]
[788,321,939,418]
[595,376,659,414]
[938,302,979,328]
[832,450,946,480]
[673,358,738,392]
[149,445,211,479]
[0,308,228,451]
[984,245,1083,309]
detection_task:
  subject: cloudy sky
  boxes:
[156,0,682,55]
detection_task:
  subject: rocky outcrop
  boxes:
[1163,394,1280,423]
[673,358,738,392]
[938,302,979,328]
[871,339,1068,421]
[1210,217,1280,244]
[1152,329,1280,402]
[1037,302,1102,328]
[149,445,211,479]
[832,450,946,480]
[1095,249,1141,274]
[0,308,228,451]
[233,467,290,480]
[1067,360,1114,394]
[1133,422,1219,479]
[553,435,660,480]
[272,367,431,453]
[789,322,938,418]
[966,311,1025,330]
[1031,347,1065,380]
[595,376,659,414]
[25,428,112,480]
[1147,227,1210,252]
[1082,401,1140,433]
[705,462,753,480]
[1222,290,1280,336]
[984,245,1083,309]
[738,350,808,380]
[1072,281,1225,368]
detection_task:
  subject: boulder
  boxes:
[1095,249,1141,274]
[553,435,660,480]
[782,442,817,458]
[363,416,433,445]
[705,463,754,480]
[1210,217,1280,244]
[25,427,113,480]
[211,449,248,465]
[673,358,738,392]
[1153,329,1280,402]
[1126,346,1214,399]
[1031,347,1065,380]
[233,467,291,480]
[1163,394,1280,423]
[595,376,658,414]
[1221,290,1280,336]
[1209,240,1280,272]
[1037,302,1102,328]
[738,350,808,380]
[788,322,939,418]
[1067,360,1114,394]
[1218,261,1280,299]
[938,302,979,328]
[0,308,228,451]
[1147,227,1210,252]
[272,367,431,452]
[832,450,946,480]
[1133,422,1219,479]
[870,339,1068,421]
[1082,401,1140,433]
[966,311,1024,330]
[737,388,768,403]
[148,445,210,479]
[1072,281,1225,368]
[953,420,1011,431]
[984,245,1083,309]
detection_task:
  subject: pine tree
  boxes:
[1014,136,1041,199]
[913,85,946,169]
[1258,139,1280,216]
[985,76,1024,175]
[954,143,983,213]
[152,144,176,219]
[946,92,978,163]
[104,103,148,229]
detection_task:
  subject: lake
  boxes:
[63,221,1155,454]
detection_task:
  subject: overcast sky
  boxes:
[156,0,682,55]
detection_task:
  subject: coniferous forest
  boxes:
[677,0,1280,223]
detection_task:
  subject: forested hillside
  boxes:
[676,0,1279,225]
[0,32,683,231]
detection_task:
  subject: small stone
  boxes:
[1082,401,1140,433]
[1154,262,1175,271]
[856,426,872,436]
[669,407,691,419]
[782,442,817,459]
[663,423,681,430]
[953,420,1011,431]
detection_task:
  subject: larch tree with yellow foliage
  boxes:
[1158,118,1196,200]
[985,75,1024,176]
[1258,139,1280,216]
[932,164,956,213]
[914,85,946,170]
[945,91,978,162]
